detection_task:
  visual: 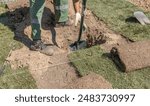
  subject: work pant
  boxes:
[29,0,69,40]
[53,0,69,22]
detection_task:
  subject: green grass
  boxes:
[87,0,150,41]
[69,46,150,89]
[0,4,6,14]
[69,0,150,89]
[0,67,36,89]
[0,6,37,89]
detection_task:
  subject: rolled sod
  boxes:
[111,40,150,72]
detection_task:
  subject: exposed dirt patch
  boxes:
[128,0,150,11]
[5,0,129,88]
[6,0,29,10]
[39,63,78,89]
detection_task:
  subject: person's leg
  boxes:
[29,0,54,55]
[54,0,73,27]
[54,0,69,22]
[29,0,47,50]
[73,0,81,26]
[73,0,80,13]
[29,0,45,40]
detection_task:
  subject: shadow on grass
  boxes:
[0,6,57,49]
[125,16,139,24]
[102,52,126,73]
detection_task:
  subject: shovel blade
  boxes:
[70,40,87,51]
[134,11,150,25]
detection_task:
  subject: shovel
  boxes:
[134,11,150,25]
[70,0,87,51]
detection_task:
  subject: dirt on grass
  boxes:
[4,0,131,88]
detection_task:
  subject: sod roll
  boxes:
[111,40,150,72]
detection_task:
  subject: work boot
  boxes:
[30,40,46,51]
[30,40,54,56]
[55,19,73,27]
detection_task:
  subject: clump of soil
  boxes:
[86,27,106,47]
[8,7,29,24]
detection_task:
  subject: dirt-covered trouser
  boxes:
[29,0,69,40]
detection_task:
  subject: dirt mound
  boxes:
[128,0,150,11]
[111,40,150,72]
[86,27,106,47]
[65,73,112,89]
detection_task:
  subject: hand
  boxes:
[75,12,87,30]
[75,12,81,26]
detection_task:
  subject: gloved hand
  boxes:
[75,12,87,29]
[75,12,81,26]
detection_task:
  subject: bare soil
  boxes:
[5,0,131,88]
[6,0,29,10]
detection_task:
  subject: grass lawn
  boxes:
[87,0,150,41]
[69,46,150,89]
[69,0,150,89]
[0,5,37,89]
[0,4,6,14]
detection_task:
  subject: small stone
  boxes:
[48,61,53,64]
[40,46,54,56]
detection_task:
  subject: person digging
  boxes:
[29,0,81,55]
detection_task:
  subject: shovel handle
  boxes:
[77,0,87,42]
